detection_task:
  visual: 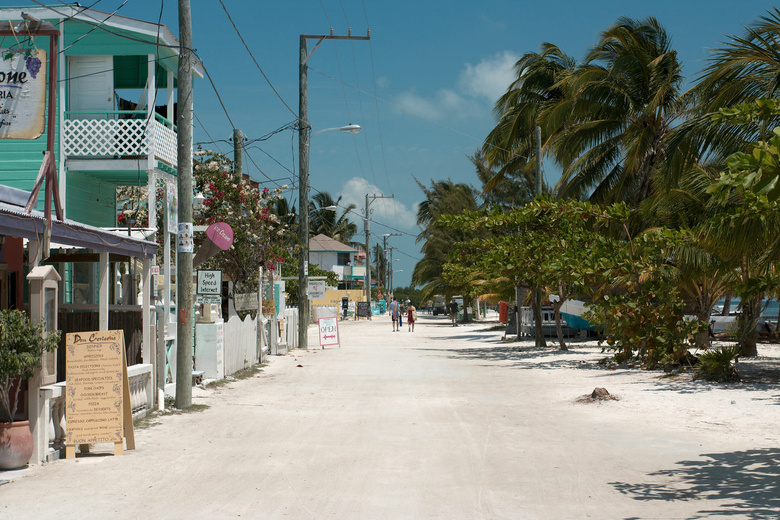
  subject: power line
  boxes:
[217,0,298,120]
[309,66,520,157]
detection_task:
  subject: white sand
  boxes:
[1,313,778,519]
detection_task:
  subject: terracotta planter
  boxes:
[0,420,33,470]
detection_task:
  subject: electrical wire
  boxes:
[217,0,298,120]
[309,66,520,157]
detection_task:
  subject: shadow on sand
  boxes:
[614,448,780,520]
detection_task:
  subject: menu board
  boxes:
[65,330,132,450]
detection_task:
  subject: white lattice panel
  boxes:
[153,120,178,167]
[64,119,149,157]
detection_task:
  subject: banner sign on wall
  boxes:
[0,49,46,139]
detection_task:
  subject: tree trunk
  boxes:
[737,295,761,357]
[462,298,470,323]
[552,298,567,351]
[532,291,547,348]
[720,294,732,316]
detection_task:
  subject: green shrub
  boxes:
[695,345,740,382]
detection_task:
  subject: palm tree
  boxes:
[412,179,481,302]
[372,243,387,290]
[482,43,575,196]
[309,192,359,246]
[553,17,684,206]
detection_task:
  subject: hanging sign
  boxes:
[0,49,46,139]
[307,280,326,300]
[167,183,178,234]
[197,269,222,295]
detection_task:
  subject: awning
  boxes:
[0,202,157,259]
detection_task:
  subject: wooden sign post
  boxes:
[65,330,135,458]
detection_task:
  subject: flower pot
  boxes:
[0,420,33,470]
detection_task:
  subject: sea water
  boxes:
[714,298,779,319]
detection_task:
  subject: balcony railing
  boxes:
[63,111,178,168]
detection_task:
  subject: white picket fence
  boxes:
[222,314,261,375]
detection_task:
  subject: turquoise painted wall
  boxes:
[65,170,116,227]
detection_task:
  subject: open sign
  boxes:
[318,317,340,348]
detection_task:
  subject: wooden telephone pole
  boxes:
[298,29,369,348]
[176,0,195,408]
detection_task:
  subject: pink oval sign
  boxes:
[206,222,233,251]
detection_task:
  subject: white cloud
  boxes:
[395,88,479,122]
[458,51,519,102]
[339,177,418,231]
[394,51,519,122]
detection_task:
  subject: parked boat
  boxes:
[549,296,597,331]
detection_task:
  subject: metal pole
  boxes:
[298,35,310,349]
[534,125,544,348]
[364,194,371,315]
[175,0,194,408]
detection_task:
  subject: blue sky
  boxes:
[25,1,780,287]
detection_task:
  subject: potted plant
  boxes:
[0,308,59,470]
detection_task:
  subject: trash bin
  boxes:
[499,301,508,323]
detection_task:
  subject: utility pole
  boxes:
[175,0,194,408]
[387,246,397,295]
[298,29,369,349]
[233,128,243,177]
[534,125,545,349]
[364,194,392,314]
[382,233,401,297]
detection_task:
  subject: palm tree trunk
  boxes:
[720,294,732,316]
[738,296,761,357]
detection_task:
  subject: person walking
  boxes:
[407,302,417,332]
[449,299,459,327]
[390,298,401,332]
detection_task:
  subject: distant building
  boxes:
[308,234,363,289]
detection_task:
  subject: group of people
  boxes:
[389,298,416,332]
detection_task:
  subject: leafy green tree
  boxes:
[194,150,291,306]
[700,100,780,356]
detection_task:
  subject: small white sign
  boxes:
[234,293,258,311]
[318,317,340,348]
[197,269,222,295]
[177,222,193,253]
[307,280,326,300]
[196,294,222,306]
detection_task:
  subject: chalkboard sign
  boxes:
[356,301,371,318]
[65,330,134,457]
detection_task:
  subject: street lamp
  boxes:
[298,124,360,349]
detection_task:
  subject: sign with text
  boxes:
[197,269,222,295]
[167,182,177,234]
[307,280,326,300]
[177,222,194,253]
[196,294,222,306]
[318,316,340,348]
[356,301,371,318]
[65,330,134,455]
[0,49,46,139]
[234,292,258,311]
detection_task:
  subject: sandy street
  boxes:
[1,312,778,519]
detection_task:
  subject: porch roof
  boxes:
[0,186,157,259]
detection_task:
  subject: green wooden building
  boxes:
[0,4,201,228]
